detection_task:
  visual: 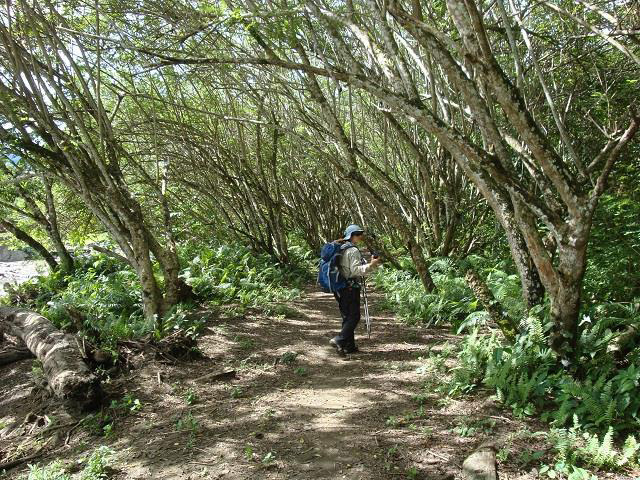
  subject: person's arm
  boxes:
[344,248,381,278]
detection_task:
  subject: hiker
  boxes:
[329,224,382,355]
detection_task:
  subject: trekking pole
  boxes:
[362,278,371,338]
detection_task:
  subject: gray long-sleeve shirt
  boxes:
[339,244,379,279]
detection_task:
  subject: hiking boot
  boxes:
[329,337,346,356]
[344,346,360,354]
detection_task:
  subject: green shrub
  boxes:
[377,254,640,441]
[373,257,526,331]
[42,266,145,341]
[372,266,475,327]
[552,364,640,433]
[180,244,303,309]
[449,330,500,396]
[547,419,639,474]
[450,308,640,437]
[23,446,115,480]
[1,243,310,349]
[584,194,640,303]
[0,253,146,351]
[26,461,69,480]
[79,446,114,480]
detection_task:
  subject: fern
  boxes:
[548,418,640,472]
[553,363,640,434]
[618,435,640,467]
[376,257,640,442]
[448,330,499,395]
[580,427,618,468]
[595,428,617,467]
[429,257,457,275]
[373,265,477,328]
[548,420,582,465]
[525,315,545,344]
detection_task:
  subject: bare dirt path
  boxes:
[2,287,550,479]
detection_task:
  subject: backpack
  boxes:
[317,242,355,293]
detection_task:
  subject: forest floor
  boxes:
[0,287,634,479]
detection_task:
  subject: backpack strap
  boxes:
[339,242,358,252]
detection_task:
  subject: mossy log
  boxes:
[0,307,100,409]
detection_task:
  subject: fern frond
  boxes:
[618,435,640,467]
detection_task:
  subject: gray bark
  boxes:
[0,345,34,366]
[43,176,74,272]
[130,227,164,320]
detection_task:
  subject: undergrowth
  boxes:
[179,243,308,310]
[373,255,524,330]
[21,446,114,480]
[0,242,310,349]
[377,256,640,476]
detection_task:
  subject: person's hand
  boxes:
[370,257,382,267]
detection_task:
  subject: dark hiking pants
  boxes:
[333,285,361,350]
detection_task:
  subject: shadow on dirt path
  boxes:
[97,288,544,480]
[1,287,550,480]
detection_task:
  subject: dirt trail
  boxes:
[1,287,546,479]
[104,288,539,480]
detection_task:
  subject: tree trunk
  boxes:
[549,280,582,358]
[157,248,192,311]
[129,230,164,321]
[0,219,58,271]
[513,196,589,360]
[0,307,100,408]
[43,176,74,272]
[451,159,545,309]
[502,214,545,309]
[272,205,290,264]
[548,243,587,358]
[465,268,517,341]
[408,239,436,292]
[147,232,193,312]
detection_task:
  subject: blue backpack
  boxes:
[317,242,355,293]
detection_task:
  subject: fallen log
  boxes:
[0,452,43,472]
[0,307,100,409]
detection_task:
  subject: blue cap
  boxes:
[343,224,364,240]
